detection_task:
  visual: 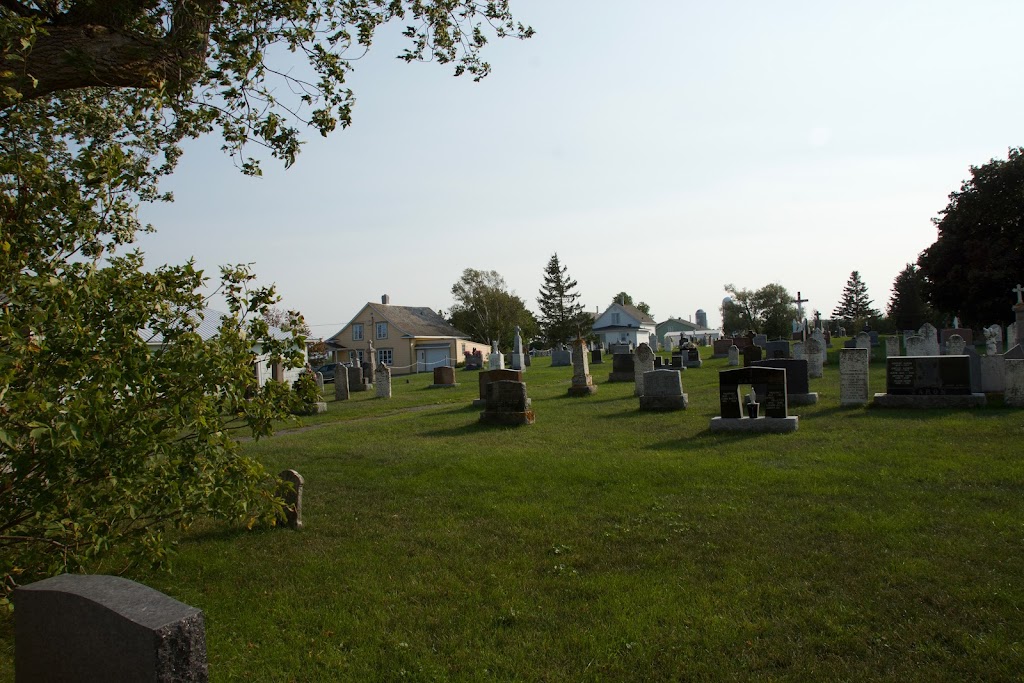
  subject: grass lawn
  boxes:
[3,341,1024,681]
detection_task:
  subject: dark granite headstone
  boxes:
[590,349,603,364]
[717,367,789,418]
[742,345,763,367]
[479,380,535,425]
[608,353,635,382]
[348,364,368,392]
[14,574,207,682]
[751,358,810,395]
[712,338,734,357]
[885,356,972,395]
[431,366,457,386]
[765,340,791,359]
[477,368,524,402]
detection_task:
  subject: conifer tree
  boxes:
[887,264,932,330]
[832,271,879,326]
[537,254,589,345]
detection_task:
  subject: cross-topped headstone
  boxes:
[792,291,808,318]
[1014,284,1024,305]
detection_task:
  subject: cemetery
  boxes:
[5,341,1024,681]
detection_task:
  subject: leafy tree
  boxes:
[887,264,933,331]
[537,254,590,345]
[449,269,536,350]
[721,284,796,339]
[917,148,1024,327]
[832,271,879,328]
[0,1,530,599]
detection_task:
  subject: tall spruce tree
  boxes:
[537,254,589,345]
[832,271,879,326]
[887,264,932,330]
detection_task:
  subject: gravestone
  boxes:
[608,351,635,382]
[610,343,631,354]
[550,348,572,367]
[568,338,597,396]
[348,364,369,392]
[633,343,656,397]
[670,354,685,370]
[742,345,763,367]
[14,574,207,682]
[314,372,325,394]
[685,346,703,368]
[709,367,798,433]
[792,340,805,361]
[430,366,458,388]
[474,368,524,408]
[868,331,880,347]
[805,337,824,379]
[464,350,484,370]
[753,333,768,348]
[980,354,1005,393]
[374,363,392,399]
[488,341,505,370]
[918,323,940,356]
[940,327,974,348]
[752,358,817,405]
[277,469,304,530]
[712,338,734,357]
[964,346,983,393]
[855,332,872,359]
[1009,323,1018,352]
[639,369,688,411]
[904,334,931,357]
[945,334,966,356]
[727,345,740,367]
[334,365,350,401]
[839,348,869,407]
[1005,359,1024,407]
[873,355,986,408]
[479,380,535,425]
[811,329,828,364]
[510,326,526,370]
[885,336,900,359]
[765,340,790,359]
[591,348,603,364]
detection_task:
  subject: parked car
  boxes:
[315,363,338,382]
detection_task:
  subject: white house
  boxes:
[591,303,658,349]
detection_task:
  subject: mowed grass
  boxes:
[4,342,1024,681]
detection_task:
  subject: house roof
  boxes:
[331,303,469,343]
[593,302,656,330]
[656,317,700,333]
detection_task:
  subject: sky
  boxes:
[137,1,1024,338]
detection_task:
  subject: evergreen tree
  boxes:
[832,271,879,326]
[537,254,589,345]
[887,264,932,330]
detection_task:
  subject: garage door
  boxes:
[417,347,451,373]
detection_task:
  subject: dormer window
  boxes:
[612,313,621,325]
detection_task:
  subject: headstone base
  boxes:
[711,353,729,359]
[639,394,688,411]
[684,360,703,369]
[871,393,987,408]
[709,416,799,433]
[787,393,818,406]
[479,410,535,426]
[567,384,598,397]
[351,384,370,393]
[428,383,459,389]
[607,372,634,382]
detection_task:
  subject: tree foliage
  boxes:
[832,271,878,327]
[917,148,1024,327]
[887,264,933,331]
[537,254,590,346]
[611,292,651,316]
[449,269,536,350]
[721,283,796,339]
[0,0,531,599]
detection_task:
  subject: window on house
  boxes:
[378,348,393,365]
[352,324,363,341]
[612,313,620,325]
[376,322,388,339]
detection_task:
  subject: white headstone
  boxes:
[792,341,805,361]
[374,363,392,398]
[885,336,900,358]
[918,323,940,356]
[806,337,824,379]
[946,334,966,356]
[839,348,869,406]
[633,343,656,396]
[727,345,739,367]
[1004,359,1024,407]
[904,334,932,357]
[855,332,872,357]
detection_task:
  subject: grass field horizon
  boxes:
[3,340,1023,681]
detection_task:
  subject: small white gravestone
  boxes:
[839,348,869,406]
[904,334,930,357]
[885,336,900,358]
[946,334,966,356]
[727,345,740,367]
[855,332,872,358]
[806,337,824,379]
[374,363,391,399]
[488,340,504,370]
[633,343,656,397]
[510,326,526,371]
[918,323,940,356]
[1004,359,1024,407]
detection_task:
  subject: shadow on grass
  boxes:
[645,426,787,450]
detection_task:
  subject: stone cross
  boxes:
[1014,284,1024,305]
[792,291,808,319]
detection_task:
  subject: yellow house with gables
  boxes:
[328,296,489,375]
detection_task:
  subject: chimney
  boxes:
[381,294,390,305]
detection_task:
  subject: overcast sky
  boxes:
[137,1,1024,337]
